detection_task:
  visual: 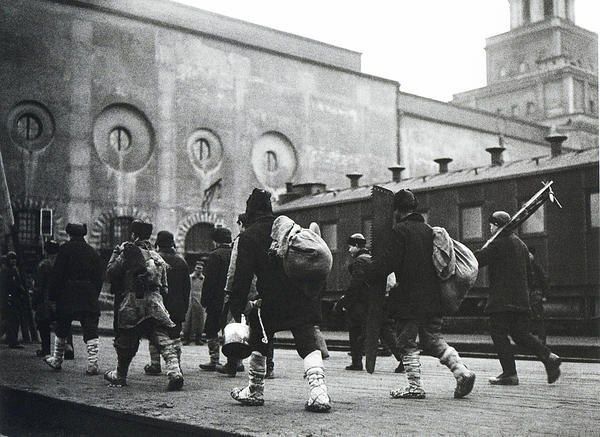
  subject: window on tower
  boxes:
[544,0,554,18]
[522,0,531,24]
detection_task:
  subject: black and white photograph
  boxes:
[0,0,598,435]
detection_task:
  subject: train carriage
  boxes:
[275,146,599,336]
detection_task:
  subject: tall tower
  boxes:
[453,0,598,148]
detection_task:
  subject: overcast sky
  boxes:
[171,0,599,102]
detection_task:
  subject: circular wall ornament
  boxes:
[93,104,154,173]
[251,131,297,189]
[186,129,223,172]
[7,101,55,152]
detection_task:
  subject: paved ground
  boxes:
[1,336,599,436]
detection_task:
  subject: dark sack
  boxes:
[439,239,478,314]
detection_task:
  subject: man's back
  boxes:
[158,249,191,323]
[476,233,530,314]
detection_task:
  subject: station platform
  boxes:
[1,336,599,436]
[91,312,600,362]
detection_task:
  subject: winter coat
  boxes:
[157,248,191,323]
[201,243,232,315]
[0,266,27,312]
[343,249,371,319]
[50,237,103,316]
[33,256,57,321]
[475,232,531,314]
[106,240,174,330]
[229,214,323,333]
[369,212,441,318]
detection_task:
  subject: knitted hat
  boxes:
[393,189,418,212]
[66,223,87,237]
[211,227,232,244]
[130,220,153,240]
[155,230,175,248]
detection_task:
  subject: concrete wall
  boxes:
[0,0,397,254]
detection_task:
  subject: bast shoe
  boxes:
[167,375,184,391]
[544,353,561,384]
[390,386,426,399]
[488,373,519,385]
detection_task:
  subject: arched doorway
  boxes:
[184,222,215,267]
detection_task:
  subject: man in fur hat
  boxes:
[44,224,103,375]
[104,220,184,391]
[367,189,476,399]
[143,230,190,376]
[229,188,332,412]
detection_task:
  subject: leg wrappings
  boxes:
[440,346,476,398]
[391,351,425,399]
[44,336,66,370]
[231,352,266,406]
[304,350,331,412]
[86,338,100,375]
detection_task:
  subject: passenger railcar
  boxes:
[275,145,599,335]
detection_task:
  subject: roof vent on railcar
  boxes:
[388,164,405,182]
[346,172,363,188]
[434,158,453,174]
[486,146,506,166]
[545,125,568,157]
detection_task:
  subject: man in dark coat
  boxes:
[104,220,184,391]
[199,227,233,371]
[338,233,371,371]
[0,252,27,348]
[368,189,475,399]
[33,240,60,357]
[144,230,190,375]
[476,211,561,386]
[229,188,332,412]
[44,224,103,375]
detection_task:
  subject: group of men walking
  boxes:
[337,189,561,399]
[2,186,562,414]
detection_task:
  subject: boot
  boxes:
[544,353,561,384]
[304,350,331,412]
[199,338,221,371]
[44,336,66,370]
[394,361,405,373]
[86,338,100,375]
[390,351,425,399]
[144,343,162,375]
[104,350,132,388]
[440,346,476,398]
[216,359,243,377]
[231,352,266,406]
[345,357,363,371]
[64,335,75,360]
[161,340,184,391]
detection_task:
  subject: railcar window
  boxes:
[361,218,373,248]
[521,204,545,234]
[590,192,599,228]
[460,206,483,240]
[321,223,338,251]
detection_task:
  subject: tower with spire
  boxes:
[452,0,598,148]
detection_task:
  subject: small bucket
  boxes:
[222,316,251,359]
